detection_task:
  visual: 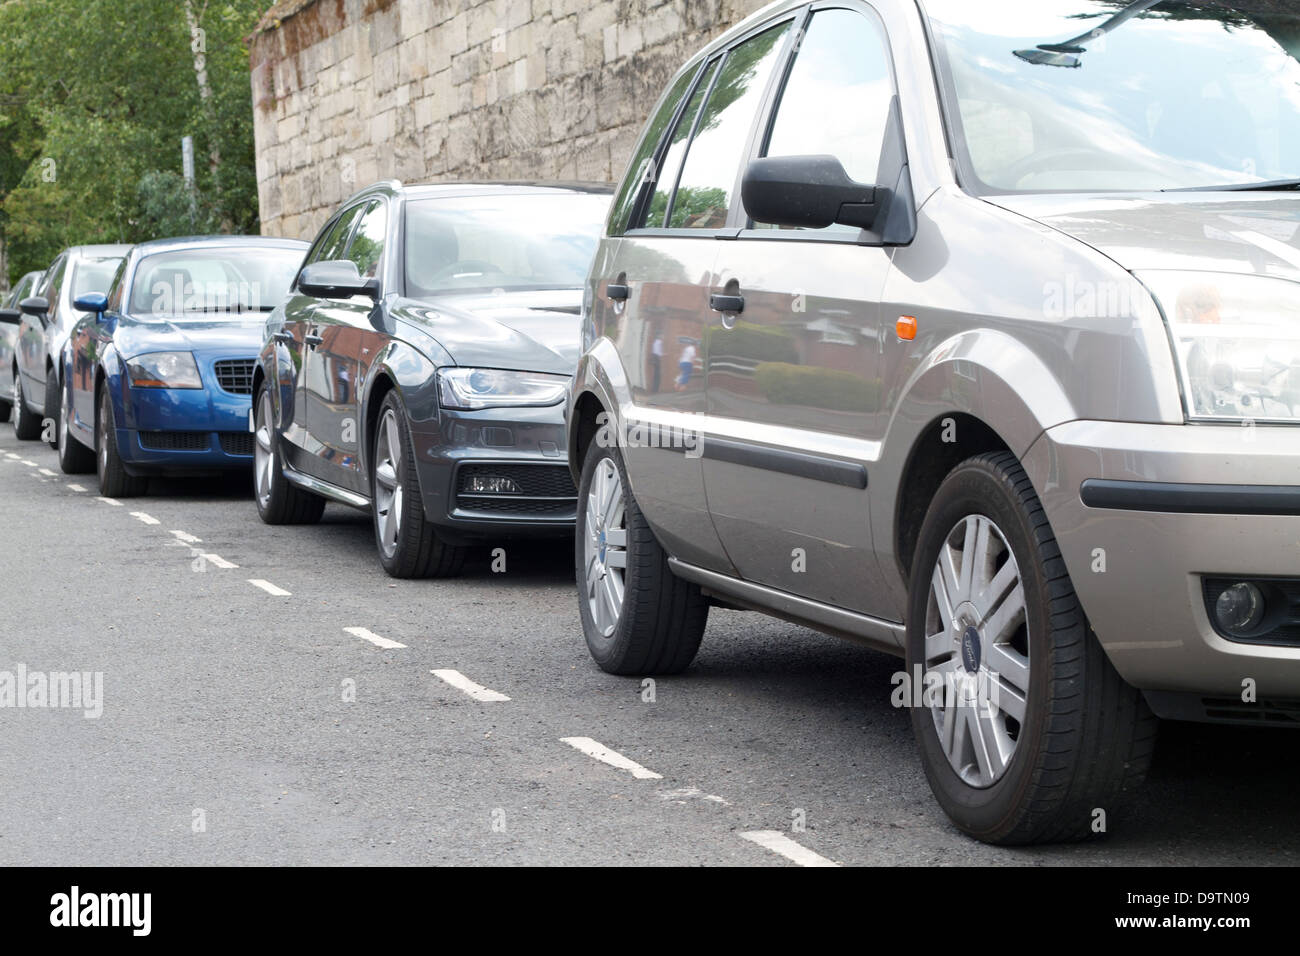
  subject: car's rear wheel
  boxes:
[57,378,94,474]
[371,390,465,578]
[96,386,147,498]
[906,451,1157,845]
[575,438,708,675]
[42,367,60,449]
[253,382,325,525]
[12,372,42,440]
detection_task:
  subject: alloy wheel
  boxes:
[923,514,1031,788]
[373,408,404,558]
[254,390,275,510]
[582,457,628,638]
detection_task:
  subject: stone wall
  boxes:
[250,0,771,240]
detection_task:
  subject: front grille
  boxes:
[454,463,577,519]
[219,432,255,456]
[138,430,209,451]
[214,359,256,395]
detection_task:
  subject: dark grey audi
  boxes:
[253,180,611,577]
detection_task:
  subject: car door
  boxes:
[70,258,129,442]
[605,16,797,575]
[1,272,38,398]
[18,255,64,414]
[277,202,366,475]
[701,4,906,619]
[303,197,389,494]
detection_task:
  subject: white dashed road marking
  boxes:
[247,579,290,596]
[38,468,56,477]
[170,530,202,543]
[561,737,662,780]
[659,787,730,806]
[200,554,238,569]
[739,831,839,868]
[130,512,160,525]
[343,626,406,650]
[67,484,87,493]
[431,669,510,701]
[20,459,37,467]
[96,496,123,507]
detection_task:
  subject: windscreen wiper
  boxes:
[1015,0,1163,68]
[1164,179,1300,193]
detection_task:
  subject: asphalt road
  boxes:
[0,424,1296,867]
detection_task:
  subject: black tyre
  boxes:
[252,381,325,525]
[575,437,708,675]
[96,386,148,498]
[371,390,465,578]
[42,367,60,449]
[56,377,95,474]
[906,451,1157,845]
[12,371,42,440]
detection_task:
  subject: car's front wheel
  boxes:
[906,451,1157,845]
[371,390,465,578]
[12,372,42,440]
[42,368,60,449]
[253,381,325,525]
[57,377,94,474]
[575,438,708,675]
[96,386,147,498]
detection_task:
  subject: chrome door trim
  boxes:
[667,556,904,652]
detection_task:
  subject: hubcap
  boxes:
[924,514,1030,788]
[254,391,275,509]
[373,408,403,557]
[582,458,627,637]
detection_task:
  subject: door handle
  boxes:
[304,333,324,349]
[709,293,744,314]
[607,283,629,301]
[271,331,294,344]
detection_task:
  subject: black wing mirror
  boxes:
[741,155,884,232]
[19,295,50,319]
[298,260,380,300]
[0,307,20,326]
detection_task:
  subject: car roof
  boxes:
[340,180,614,207]
[62,244,133,260]
[130,235,310,256]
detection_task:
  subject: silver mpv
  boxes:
[567,0,1300,844]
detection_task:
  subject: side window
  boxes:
[315,204,366,264]
[344,200,386,278]
[644,59,721,229]
[761,9,895,235]
[609,65,701,235]
[43,258,68,317]
[105,260,129,312]
[666,21,793,230]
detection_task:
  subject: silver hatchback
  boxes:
[567,0,1300,844]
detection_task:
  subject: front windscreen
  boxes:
[404,192,610,297]
[71,257,124,300]
[129,247,304,315]
[925,0,1300,192]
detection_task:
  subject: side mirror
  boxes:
[741,155,884,232]
[298,260,380,300]
[0,307,20,326]
[74,292,109,321]
[19,295,50,319]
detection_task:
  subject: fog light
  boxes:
[1214,582,1265,635]
[464,476,520,495]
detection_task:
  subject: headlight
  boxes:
[1140,271,1300,423]
[436,367,569,410]
[125,351,202,389]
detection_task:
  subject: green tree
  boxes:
[0,0,266,283]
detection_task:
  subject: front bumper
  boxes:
[115,379,253,473]
[1023,420,1300,700]
[408,403,576,543]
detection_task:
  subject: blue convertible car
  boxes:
[59,236,308,495]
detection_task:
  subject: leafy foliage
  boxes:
[0,0,266,284]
